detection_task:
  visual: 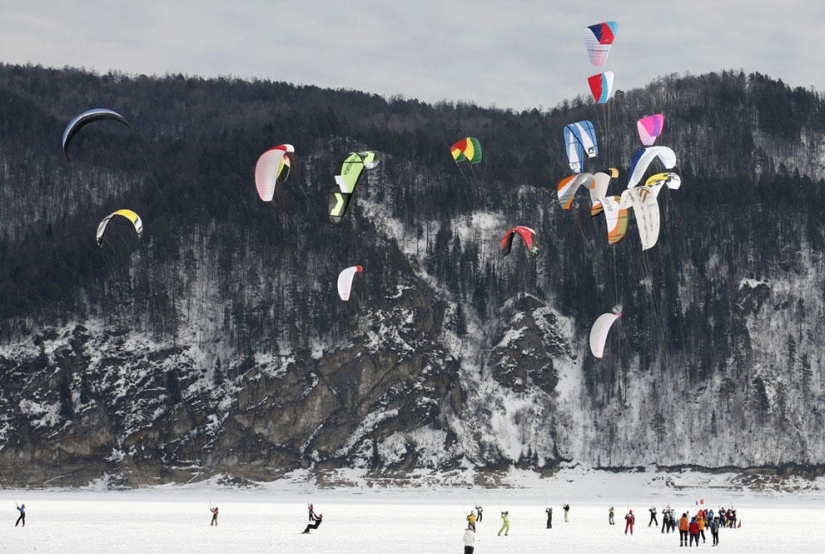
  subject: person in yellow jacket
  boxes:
[498,511,510,536]
[466,510,477,531]
[697,514,706,543]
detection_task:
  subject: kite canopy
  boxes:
[587,72,614,104]
[557,172,596,210]
[644,172,681,192]
[337,266,363,301]
[637,114,665,146]
[563,121,598,174]
[590,312,621,358]
[589,170,615,205]
[328,151,378,224]
[620,187,661,250]
[450,137,482,164]
[501,226,538,258]
[96,209,143,247]
[254,144,294,202]
[599,195,629,245]
[584,21,618,66]
[627,146,677,189]
[62,108,131,161]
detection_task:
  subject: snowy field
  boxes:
[2,468,823,554]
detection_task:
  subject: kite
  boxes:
[627,146,677,189]
[328,151,378,223]
[588,72,614,104]
[96,209,143,247]
[564,121,598,174]
[254,144,294,202]
[62,108,131,161]
[637,114,665,146]
[501,226,539,258]
[337,266,363,301]
[584,21,618,66]
[590,311,621,358]
[450,137,482,164]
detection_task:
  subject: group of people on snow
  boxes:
[457,502,738,551]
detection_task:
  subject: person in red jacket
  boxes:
[689,516,700,547]
[624,510,635,535]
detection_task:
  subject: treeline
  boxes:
[0,63,824,389]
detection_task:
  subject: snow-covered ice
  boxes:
[1,467,822,554]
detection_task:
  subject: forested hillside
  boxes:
[0,64,824,487]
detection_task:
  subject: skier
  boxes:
[475,505,483,522]
[210,506,219,526]
[609,506,615,525]
[302,512,323,534]
[545,507,552,529]
[563,503,570,522]
[466,510,477,531]
[14,504,25,527]
[497,511,510,536]
[624,509,635,535]
[462,523,476,554]
[648,506,658,526]
[709,516,720,546]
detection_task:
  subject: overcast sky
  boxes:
[1,1,822,111]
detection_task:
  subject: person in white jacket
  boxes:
[463,523,476,554]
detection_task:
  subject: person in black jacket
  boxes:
[209,506,218,526]
[302,513,323,534]
[545,507,553,529]
[15,505,25,527]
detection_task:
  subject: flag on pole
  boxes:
[695,499,704,506]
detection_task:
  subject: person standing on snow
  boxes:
[466,510,477,531]
[545,507,552,529]
[609,506,615,525]
[308,503,316,521]
[14,504,25,527]
[563,504,570,522]
[624,510,635,535]
[462,523,476,554]
[475,505,483,522]
[302,512,323,534]
[709,516,720,546]
[648,506,658,526]
[210,506,218,526]
[497,511,510,536]
[697,513,707,543]
[679,512,690,546]
[689,516,700,547]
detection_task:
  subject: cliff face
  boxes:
[1,65,825,487]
